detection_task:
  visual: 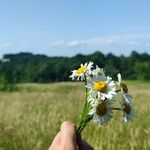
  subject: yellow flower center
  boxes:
[96,102,107,116]
[93,81,107,92]
[76,66,87,75]
[123,103,131,114]
[120,83,128,93]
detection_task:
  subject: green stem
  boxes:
[113,108,122,111]
[76,75,93,135]
[77,115,93,134]
[79,76,88,121]
[116,89,121,92]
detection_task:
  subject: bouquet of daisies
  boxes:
[70,62,134,134]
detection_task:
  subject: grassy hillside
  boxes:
[0,81,150,150]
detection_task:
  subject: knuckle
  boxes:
[61,121,75,128]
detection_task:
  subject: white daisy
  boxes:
[121,96,134,122]
[87,89,98,107]
[89,100,113,125]
[87,75,116,100]
[117,73,132,103]
[92,65,105,77]
[70,61,93,81]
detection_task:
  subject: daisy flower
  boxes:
[70,63,135,134]
[89,100,113,125]
[87,75,116,100]
[87,89,99,108]
[70,61,93,81]
[87,89,95,103]
[117,73,132,103]
[92,65,105,77]
[121,96,134,122]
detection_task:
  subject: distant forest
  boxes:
[0,51,150,83]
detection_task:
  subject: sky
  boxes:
[0,0,150,58]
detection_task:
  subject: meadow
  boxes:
[0,81,150,150]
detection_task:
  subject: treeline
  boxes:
[0,51,150,83]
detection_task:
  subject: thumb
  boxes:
[60,121,77,150]
[77,134,94,150]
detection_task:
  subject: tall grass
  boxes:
[0,81,150,150]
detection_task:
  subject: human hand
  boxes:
[49,121,94,150]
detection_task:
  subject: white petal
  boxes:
[117,73,122,83]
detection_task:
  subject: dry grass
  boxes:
[0,81,150,150]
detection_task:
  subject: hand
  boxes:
[49,121,94,150]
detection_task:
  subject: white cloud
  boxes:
[51,35,150,48]
[49,34,150,48]
[66,35,150,48]
[67,40,87,47]
[47,34,150,55]
[49,40,64,46]
[0,34,150,57]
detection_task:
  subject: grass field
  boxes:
[0,81,150,150]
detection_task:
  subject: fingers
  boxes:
[79,140,94,150]
[60,121,77,150]
[49,132,61,150]
[49,121,94,150]
[77,134,94,150]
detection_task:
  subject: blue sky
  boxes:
[0,0,150,57]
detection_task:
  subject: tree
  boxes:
[134,62,150,80]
